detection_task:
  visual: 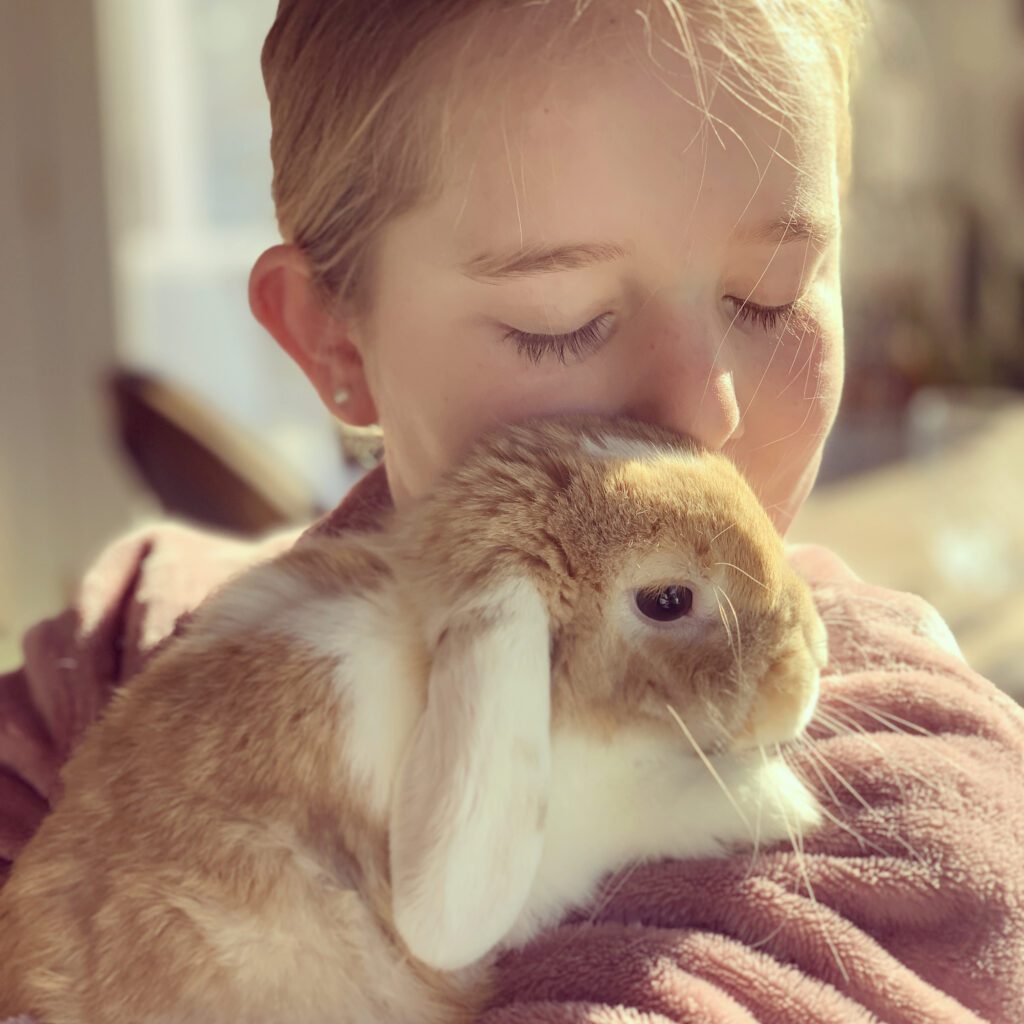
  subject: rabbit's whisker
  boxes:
[665,704,753,837]
[578,858,643,932]
[819,696,962,782]
[544,857,645,958]
[797,735,876,815]
[792,731,926,865]
[712,561,768,590]
[714,584,743,673]
[741,746,772,880]
[708,521,738,545]
[821,709,910,755]
[811,707,860,738]
[747,919,788,950]
[714,588,735,653]
[789,731,845,811]
[777,321,820,396]
[829,693,939,741]
[816,707,937,800]
[785,739,904,859]
[786,307,808,377]
[772,742,807,862]
[826,693,968,776]
[759,745,851,985]
[712,591,744,705]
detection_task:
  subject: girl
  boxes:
[2,1,1022,1020]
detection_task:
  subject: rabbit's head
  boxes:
[389,414,826,971]
[545,418,826,757]
[407,413,825,751]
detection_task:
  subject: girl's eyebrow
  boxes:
[459,241,631,283]
[458,213,835,283]
[733,212,836,250]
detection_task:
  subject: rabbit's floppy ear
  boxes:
[389,576,551,971]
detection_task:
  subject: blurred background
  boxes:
[0,1,1021,698]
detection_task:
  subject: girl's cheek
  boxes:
[733,310,842,512]
[770,279,844,410]
[781,320,832,398]
[773,324,842,443]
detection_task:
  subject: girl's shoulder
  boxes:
[0,518,300,883]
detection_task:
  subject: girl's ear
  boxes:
[248,244,378,427]
[389,577,552,971]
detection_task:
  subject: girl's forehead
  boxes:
[407,3,839,278]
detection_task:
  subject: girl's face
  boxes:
[350,6,846,532]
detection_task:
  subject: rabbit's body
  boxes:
[0,415,825,1023]
[0,538,480,1024]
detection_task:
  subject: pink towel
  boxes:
[1,465,1022,1022]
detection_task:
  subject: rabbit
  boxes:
[0,412,827,1024]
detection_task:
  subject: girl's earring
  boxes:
[333,386,352,407]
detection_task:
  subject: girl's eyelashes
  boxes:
[503,311,616,366]
[503,296,808,366]
[725,296,801,333]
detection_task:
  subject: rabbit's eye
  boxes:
[635,585,694,622]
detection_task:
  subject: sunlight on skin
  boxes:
[339,2,845,534]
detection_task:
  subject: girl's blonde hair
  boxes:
[261,0,866,321]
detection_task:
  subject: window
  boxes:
[96,0,356,507]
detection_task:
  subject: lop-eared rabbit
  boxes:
[0,414,826,1024]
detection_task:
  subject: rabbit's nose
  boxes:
[730,644,821,752]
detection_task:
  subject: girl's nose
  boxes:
[623,321,744,451]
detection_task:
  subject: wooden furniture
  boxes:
[108,369,321,535]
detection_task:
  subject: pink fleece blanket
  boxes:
[2,464,1022,1022]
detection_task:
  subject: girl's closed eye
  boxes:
[726,296,801,333]
[503,294,812,366]
[502,311,617,366]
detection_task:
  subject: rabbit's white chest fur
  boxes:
[504,728,821,948]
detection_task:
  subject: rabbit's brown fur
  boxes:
[399,415,820,749]
[0,563,476,1022]
[0,414,824,1023]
